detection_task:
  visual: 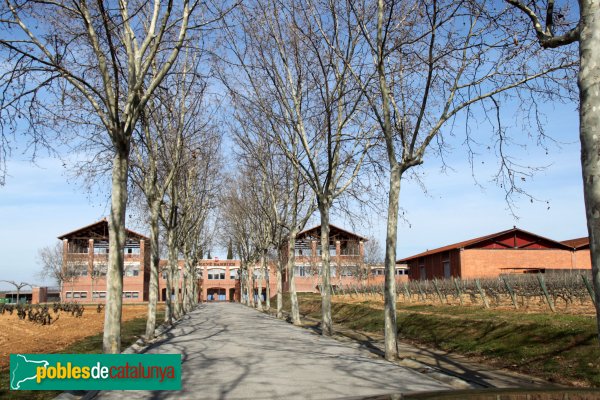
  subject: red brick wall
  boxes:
[459,248,576,278]
[574,249,591,269]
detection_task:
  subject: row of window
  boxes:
[372,269,409,276]
[65,291,140,299]
[161,269,239,280]
[294,266,359,277]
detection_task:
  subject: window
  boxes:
[162,271,168,279]
[73,292,81,298]
[132,292,139,299]
[420,266,426,280]
[122,291,139,298]
[65,292,72,299]
[93,291,107,299]
[125,266,140,277]
[124,247,140,255]
[94,246,108,254]
[229,269,238,279]
[317,243,336,256]
[208,269,225,280]
[80,292,87,298]
[341,241,360,256]
[294,266,307,277]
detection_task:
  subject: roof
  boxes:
[58,218,149,241]
[297,224,368,241]
[561,237,589,249]
[397,227,574,263]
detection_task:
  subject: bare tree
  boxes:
[233,124,316,321]
[223,0,372,336]
[221,176,261,307]
[345,0,576,359]
[0,0,200,353]
[37,242,65,287]
[503,0,600,346]
[176,130,223,313]
[129,45,214,336]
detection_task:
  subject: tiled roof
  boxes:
[397,227,573,263]
[561,237,589,249]
[298,223,368,241]
[58,218,149,241]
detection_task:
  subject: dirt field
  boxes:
[0,304,151,368]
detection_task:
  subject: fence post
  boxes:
[416,281,425,301]
[502,276,519,309]
[475,279,490,309]
[536,273,556,312]
[403,282,412,303]
[453,278,464,306]
[432,279,444,304]
[581,274,596,305]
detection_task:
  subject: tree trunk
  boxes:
[145,199,160,340]
[103,146,129,354]
[181,258,189,313]
[276,250,283,319]
[319,202,333,336]
[165,227,177,324]
[247,264,255,307]
[288,228,301,325]
[579,0,600,346]
[264,250,270,311]
[383,165,401,360]
[256,261,263,310]
[240,266,247,305]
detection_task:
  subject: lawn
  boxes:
[284,293,600,387]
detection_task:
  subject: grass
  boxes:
[285,293,600,387]
[0,310,165,400]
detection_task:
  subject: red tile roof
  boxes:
[57,218,149,241]
[298,224,368,241]
[397,227,573,263]
[561,237,589,249]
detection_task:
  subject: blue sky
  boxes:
[0,97,586,290]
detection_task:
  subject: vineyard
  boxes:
[332,272,596,313]
[0,304,150,368]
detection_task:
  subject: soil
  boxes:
[0,305,150,368]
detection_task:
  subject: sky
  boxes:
[0,96,586,290]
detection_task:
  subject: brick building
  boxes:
[398,227,592,280]
[281,224,406,292]
[159,259,251,303]
[58,219,150,302]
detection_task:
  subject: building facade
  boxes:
[158,259,247,303]
[398,227,592,280]
[58,219,150,303]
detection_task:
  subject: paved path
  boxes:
[96,303,449,400]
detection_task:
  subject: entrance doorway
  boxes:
[207,288,226,301]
